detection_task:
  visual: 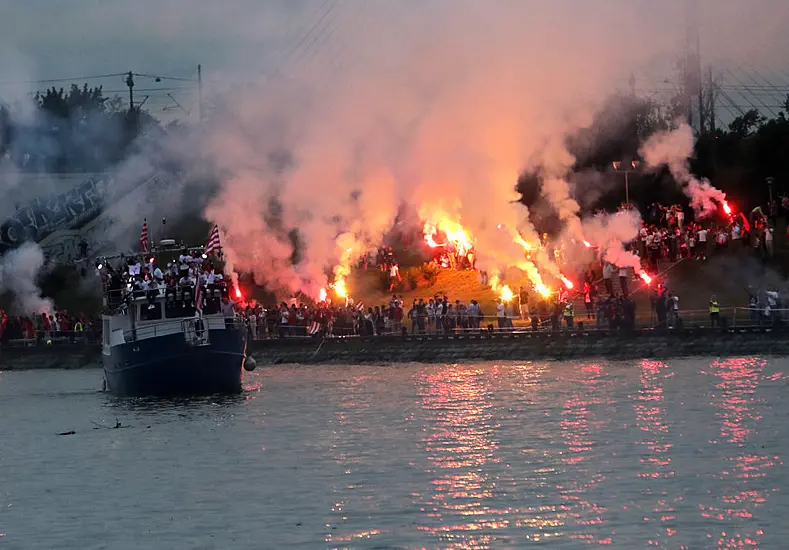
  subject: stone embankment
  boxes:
[248,328,789,365]
[0,328,786,371]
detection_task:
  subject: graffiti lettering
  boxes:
[0,176,110,254]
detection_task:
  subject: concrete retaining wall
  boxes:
[1,328,786,371]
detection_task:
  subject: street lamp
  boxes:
[613,160,640,206]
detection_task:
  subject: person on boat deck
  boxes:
[178,249,193,278]
[221,296,236,318]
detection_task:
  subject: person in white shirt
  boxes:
[389,263,400,291]
[697,228,708,259]
[496,300,506,328]
[618,266,629,297]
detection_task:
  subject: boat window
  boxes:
[140,301,163,321]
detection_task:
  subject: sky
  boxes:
[1,0,787,120]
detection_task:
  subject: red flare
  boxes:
[235,287,242,299]
[583,240,592,248]
[561,275,574,289]
[723,200,732,215]
[640,271,652,285]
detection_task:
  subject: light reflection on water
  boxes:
[0,358,788,549]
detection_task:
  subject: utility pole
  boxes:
[197,64,204,125]
[125,71,135,113]
[707,67,716,133]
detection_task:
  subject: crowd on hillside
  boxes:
[2,197,786,347]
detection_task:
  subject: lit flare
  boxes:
[639,271,652,285]
[319,288,328,302]
[723,200,732,215]
[332,280,348,298]
[235,287,243,299]
[583,240,592,248]
[536,283,551,298]
[499,285,514,303]
[560,276,574,289]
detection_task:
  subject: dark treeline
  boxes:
[521,92,789,234]
[0,84,164,173]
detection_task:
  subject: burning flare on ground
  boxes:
[560,275,574,289]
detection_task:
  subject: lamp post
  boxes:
[613,160,640,206]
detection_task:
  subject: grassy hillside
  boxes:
[346,245,772,324]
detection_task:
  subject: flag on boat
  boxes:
[205,225,222,255]
[308,321,322,335]
[195,283,203,314]
[140,220,149,253]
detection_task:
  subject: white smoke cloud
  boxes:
[640,122,726,218]
[0,242,53,314]
[583,209,643,270]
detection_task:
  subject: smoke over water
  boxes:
[640,123,726,218]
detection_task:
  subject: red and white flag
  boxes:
[205,225,222,255]
[195,283,203,314]
[308,321,322,335]
[140,220,149,253]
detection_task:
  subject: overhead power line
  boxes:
[0,72,128,86]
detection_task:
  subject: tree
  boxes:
[728,109,765,137]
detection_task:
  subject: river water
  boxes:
[0,358,787,549]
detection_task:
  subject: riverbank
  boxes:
[1,327,787,371]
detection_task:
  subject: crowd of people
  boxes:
[0,309,100,344]
[2,197,786,347]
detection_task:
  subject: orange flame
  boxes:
[332,280,348,298]
[560,276,574,289]
[499,285,514,303]
[536,283,551,298]
[640,271,652,285]
[423,218,472,251]
[319,288,328,302]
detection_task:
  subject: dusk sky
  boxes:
[0,0,787,118]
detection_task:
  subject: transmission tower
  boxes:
[682,0,707,132]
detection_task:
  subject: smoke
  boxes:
[640,122,726,217]
[0,242,53,314]
[582,209,643,270]
[4,0,788,303]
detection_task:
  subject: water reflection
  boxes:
[417,365,504,549]
[704,357,778,548]
[632,360,681,547]
[558,363,613,545]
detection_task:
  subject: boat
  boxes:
[98,241,251,397]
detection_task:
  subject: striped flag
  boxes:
[140,220,149,253]
[308,321,322,335]
[205,225,222,255]
[356,301,365,312]
[195,283,203,314]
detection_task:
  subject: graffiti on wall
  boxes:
[0,176,110,254]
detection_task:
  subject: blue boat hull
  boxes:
[103,327,247,397]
